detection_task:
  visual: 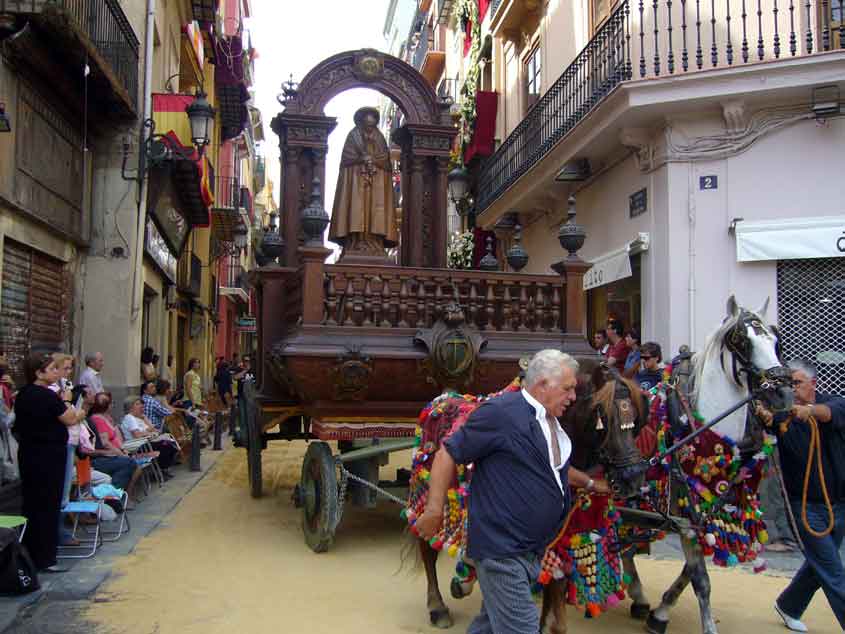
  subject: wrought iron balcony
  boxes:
[0,0,140,115]
[216,176,241,209]
[178,252,202,297]
[219,262,249,303]
[476,0,845,213]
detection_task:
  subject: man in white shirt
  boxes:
[78,352,104,395]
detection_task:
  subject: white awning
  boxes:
[735,216,845,262]
[583,233,650,291]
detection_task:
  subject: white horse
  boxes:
[622,296,793,634]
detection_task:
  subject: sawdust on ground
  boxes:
[83,442,842,634]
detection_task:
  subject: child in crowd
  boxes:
[636,342,664,391]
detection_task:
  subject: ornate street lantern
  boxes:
[233,223,249,251]
[478,235,499,271]
[447,166,471,216]
[260,211,285,265]
[506,224,529,271]
[185,90,215,155]
[300,176,330,246]
[557,195,586,257]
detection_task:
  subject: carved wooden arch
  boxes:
[283,48,448,126]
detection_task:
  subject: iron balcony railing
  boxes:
[216,176,241,209]
[411,20,431,70]
[178,252,202,297]
[225,263,248,292]
[476,0,845,213]
[490,0,504,19]
[63,0,139,110]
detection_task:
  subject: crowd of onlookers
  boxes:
[592,319,664,392]
[0,348,253,575]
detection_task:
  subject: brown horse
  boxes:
[405,367,648,632]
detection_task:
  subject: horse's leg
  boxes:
[541,580,567,634]
[683,535,718,634]
[622,549,651,619]
[420,539,453,629]
[646,535,717,634]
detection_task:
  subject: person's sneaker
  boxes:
[775,603,808,632]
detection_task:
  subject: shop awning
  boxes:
[583,233,650,291]
[735,216,845,262]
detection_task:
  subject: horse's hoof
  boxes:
[429,608,453,629]
[645,611,668,634]
[630,603,651,620]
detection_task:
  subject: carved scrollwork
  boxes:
[329,345,374,401]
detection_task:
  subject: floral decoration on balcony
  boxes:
[447,231,475,270]
[453,0,482,148]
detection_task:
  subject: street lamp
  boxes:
[447,166,472,216]
[233,223,249,251]
[185,90,215,155]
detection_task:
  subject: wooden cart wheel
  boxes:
[300,441,338,553]
[243,381,262,499]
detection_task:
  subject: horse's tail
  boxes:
[398,524,423,575]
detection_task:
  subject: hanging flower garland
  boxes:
[452,0,483,149]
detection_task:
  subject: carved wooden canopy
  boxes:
[281,48,451,126]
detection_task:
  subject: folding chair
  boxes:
[123,436,164,491]
[0,515,27,542]
[58,458,102,559]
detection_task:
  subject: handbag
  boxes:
[0,528,40,595]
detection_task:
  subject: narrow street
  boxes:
[14,443,838,634]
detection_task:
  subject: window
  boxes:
[828,2,843,48]
[591,0,620,31]
[525,46,541,111]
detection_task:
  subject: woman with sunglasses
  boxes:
[13,352,88,573]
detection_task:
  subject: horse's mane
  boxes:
[592,375,645,427]
[691,309,745,402]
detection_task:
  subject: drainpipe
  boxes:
[687,164,696,349]
[130,0,156,321]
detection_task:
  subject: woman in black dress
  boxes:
[13,352,87,572]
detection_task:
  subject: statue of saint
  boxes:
[329,106,398,262]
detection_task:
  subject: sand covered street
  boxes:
[78,443,842,634]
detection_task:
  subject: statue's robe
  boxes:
[329,124,398,249]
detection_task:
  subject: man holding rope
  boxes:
[415,350,609,633]
[769,359,845,632]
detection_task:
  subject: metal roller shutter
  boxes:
[1,240,71,386]
[777,258,845,395]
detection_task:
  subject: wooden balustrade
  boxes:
[320,265,566,333]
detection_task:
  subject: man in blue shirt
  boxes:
[416,349,609,633]
[771,359,845,633]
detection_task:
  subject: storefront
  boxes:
[585,233,648,339]
[735,216,845,394]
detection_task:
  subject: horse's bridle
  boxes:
[723,310,792,395]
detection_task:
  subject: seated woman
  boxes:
[83,390,143,506]
[157,380,209,444]
[120,397,178,478]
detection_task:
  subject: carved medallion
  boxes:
[330,346,373,401]
[352,50,384,82]
[415,302,486,390]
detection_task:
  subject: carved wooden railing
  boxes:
[320,265,566,333]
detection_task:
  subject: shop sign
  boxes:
[149,174,191,258]
[583,247,633,291]
[629,188,647,218]
[145,220,177,283]
[236,316,257,332]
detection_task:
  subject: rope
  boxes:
[799,415,835,538]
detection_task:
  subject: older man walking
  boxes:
[78,352,104,395]
[415,349,608,633]
[772,359,845,632]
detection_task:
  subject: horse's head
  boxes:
[562,366,648,500]
[722,296,793,412]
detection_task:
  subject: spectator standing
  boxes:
[140,347,157,383]
[160,354,174,383]
[13,352,87,572]
[623,329,642,378]
[232,356,254,401]
[215,360,233,407]
[769,360,845,632]
[593,331,609,356]
[635,342,664,391]
[48,354,82,546]
[183,358,203,408]
[78,352,104,395]
[605,320,630,369]
[0,357,14,410]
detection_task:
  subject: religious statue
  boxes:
[329,106,398,262]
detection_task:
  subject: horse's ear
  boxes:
[756,297,771,318]
[726,295,740,318]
